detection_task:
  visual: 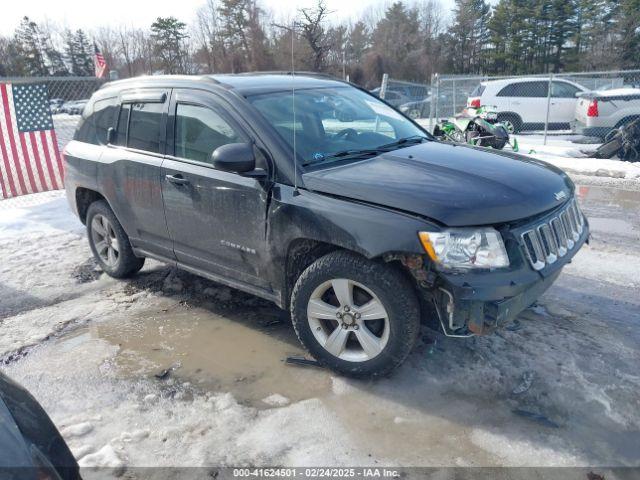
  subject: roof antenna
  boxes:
[291,21,298,194]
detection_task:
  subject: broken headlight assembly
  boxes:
[418,228,509,270]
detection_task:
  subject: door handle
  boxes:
[165,174,189,186]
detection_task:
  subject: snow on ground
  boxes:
[1,183,639,474]
[514,134,640,180]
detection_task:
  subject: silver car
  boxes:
[572,87,640,139]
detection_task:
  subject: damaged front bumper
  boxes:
[429,211,590,336]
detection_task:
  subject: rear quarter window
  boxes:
[470,84,486,96]
[497,84,515,96]
[73,97,118,145]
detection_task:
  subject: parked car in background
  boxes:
[467,78,587,132]
[572,87,640,139]
[400,98,430,118]
[370,88,410,106]
[371,84,430,104]
[399,93,456,119]
[49,98,65,113]
[0,372,80,479]
[60,100,89,115]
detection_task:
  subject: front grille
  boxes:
[521,198,585,271]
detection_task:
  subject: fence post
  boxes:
[429,73,438,132]
[543,72,553,146]
[452,79,456,116]
[380,73,389,100]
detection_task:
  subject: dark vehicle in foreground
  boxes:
[64,73,588,377]
[0,372,80,480]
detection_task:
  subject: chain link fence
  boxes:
[378,70,640,143]
[0,76,106,151]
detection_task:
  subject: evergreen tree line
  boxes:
[0,0,638,87]
[0,16,95,76]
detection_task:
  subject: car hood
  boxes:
[302,141,573,227]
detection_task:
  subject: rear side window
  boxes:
[114,103,130,146]
[174,104,242,163]
[508,81,549,97]
[470,84,485,97]
[73,97,118,145]
[127,102,164,153]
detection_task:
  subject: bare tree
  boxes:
[297,0,333,71]
[194,0,228,72]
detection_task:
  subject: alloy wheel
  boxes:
[91,214,119,267]
[307,279,390,362]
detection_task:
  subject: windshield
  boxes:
[247,86,429,166]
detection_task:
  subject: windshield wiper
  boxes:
[377,135,429,149]
[301,135,429,167]
[301,148,381,166]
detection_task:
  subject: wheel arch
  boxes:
[614,114,640,129]
[497,111,523,129]
[282,237,425,312]
[75,187,108,225]
[283,238,343,307]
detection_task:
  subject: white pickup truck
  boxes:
[572,87,640,139]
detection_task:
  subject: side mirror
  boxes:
[106,127,115,144]
[211,143,256,173]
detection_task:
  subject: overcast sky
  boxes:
[2,0,457,35]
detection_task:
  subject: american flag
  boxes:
[94,43,107,79]
[0,83,64,199]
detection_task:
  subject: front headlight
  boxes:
[419,228,509,269]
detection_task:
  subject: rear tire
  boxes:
[86,200,144,278]
[290,251,420,377]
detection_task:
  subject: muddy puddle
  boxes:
[59,303,333,407]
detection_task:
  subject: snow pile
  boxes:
[514,134,640,180]
[261,393,290,407]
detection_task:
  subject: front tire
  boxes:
[86,200,144,278]
[290,251,420,377]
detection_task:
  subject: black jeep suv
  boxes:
[64,73,588,377]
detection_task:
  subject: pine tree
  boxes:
[76,30,94,76]
[150,17,189,74]
[448,0,491,74]
[371,2,420,78]
[14,16,48,76]
[617,0,640,68]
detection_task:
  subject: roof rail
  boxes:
[231,71,342,80]
[98,74,220,90]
